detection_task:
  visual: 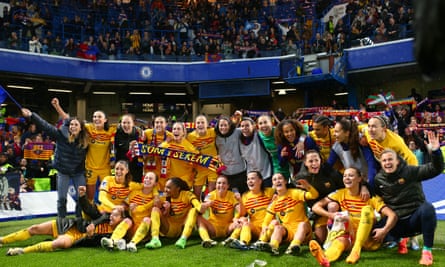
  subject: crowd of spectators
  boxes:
[0,0,413,61]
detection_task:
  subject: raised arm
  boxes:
[51,98,69,120]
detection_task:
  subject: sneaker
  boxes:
[230,239,249,250]
[271,247,280,256]
[250,241,269,251]
[175,237,187,249]
[116,239,127,251]
[398,238,408,254]
[383,241,397,249]
[309,240,330,267]
[201,239,217,248]
[145,238,162,249]
[345,250,360,264]
[6,248,24,256]
[127,242,137,253]
[221,237,235,247]
[419,250,433,266]
[285,245,301,255]
[101,237,114,251]
[410,237,420,251]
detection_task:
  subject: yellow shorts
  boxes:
[194,167,218,186]
[314,216,328,228]
[210,222,229,239]
[86,168,111,185]
[162,221,183,238]
[284,221,312,243]
[51,220,87,244]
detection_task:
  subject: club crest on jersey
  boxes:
[398,178,405,185]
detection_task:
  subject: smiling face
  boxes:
[380,150,399,174]
[92,111,107,130]
[272,173,287,193]
[240,119,254,137]
[195,115,208,136]
[334,122,349,143]
[109,208,124,227]
[143,172,157,188]
[215,176,229,194]
[342,168,362,193]
[69,119,82,136]
[218,119,230,135]
[114,161,129,184]
[304,152,321,174]
[121,115,134,134]
[257,115,272,136]
[312,122,329,138]
[164,179,179,198]
[368,118,386,142]
[246,171,262,193]
[172,122,186,142]
[154,116,167,133]
[282,123,297,143]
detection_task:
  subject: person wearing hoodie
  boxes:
[215,116,247,193]
[374,131,444,266]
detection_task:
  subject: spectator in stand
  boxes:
[374,19,388,43]
[8,31,20,50]
[386,17,399,41]
[29,35,42,53]
[312,33,325,54]
[62,38,77,57]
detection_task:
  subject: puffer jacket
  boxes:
[374,149,444,218]
[31,113,87,175]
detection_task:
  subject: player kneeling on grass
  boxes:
[374,130,444,266]
[100,171,163,252]
[1,206,127,255]
[309,167,397,267]
[252,173,318,256]
[197,175,241,248]
[158,177,202,249]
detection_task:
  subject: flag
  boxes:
[0,86,7,104]
[0,85,22,109]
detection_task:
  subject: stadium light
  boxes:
[92,91,116,95]
[164,92,186,96]
[48,88,72,93]
[7,85,33,90]
[334,92,348,96]
[129,92,152,95]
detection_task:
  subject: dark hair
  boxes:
[167,177,190,192]
[313,115,332,127]
[215,116,236,137]
[336,118,360,160]
[303,149,322,162]
[95,110,110,131]
[274,119,304,146]
[247,170,265,192]
[115,160,133,187]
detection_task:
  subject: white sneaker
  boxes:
[6,248,24,256]
[116,239,127,251]
[101,237,113,250]
[126,242,137,253]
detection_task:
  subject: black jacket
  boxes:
[292,163,344,207]
[374,149,444,218]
